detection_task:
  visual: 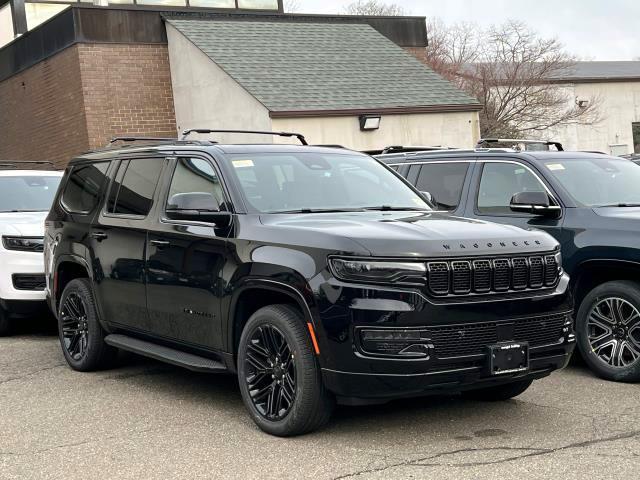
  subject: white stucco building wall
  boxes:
[272,111,481,150]
[548,81,640,155]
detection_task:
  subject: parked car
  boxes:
[0,166,63,335]
[45,131,574,436]
[377,145,640,382]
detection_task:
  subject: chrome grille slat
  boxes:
[426,252,560,297]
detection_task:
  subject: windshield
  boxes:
[541,157,640,207]
[0,175,61,212]
[228,152,431,213]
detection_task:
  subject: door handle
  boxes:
[90,232,108,241]
[150,239,170,248]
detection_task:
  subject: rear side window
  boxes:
[61,163,109,214]
[415,162,469,211]
[107,159,164,216]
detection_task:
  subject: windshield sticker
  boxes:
[232,159,255,168]
[546,163,565,171]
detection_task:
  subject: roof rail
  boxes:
[477,138,564,151]
[0,160,55,170]
[180,129,308,145]
[363,145,454,155]
[108,136,178,146]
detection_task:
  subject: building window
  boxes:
[135,0,186,5]
[237,0,278,9]
[633,122,640,154]
[0,2,14,47]
[25,2,70,30]
[189,0,234,6]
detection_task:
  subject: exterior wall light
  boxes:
[359,114,381,131]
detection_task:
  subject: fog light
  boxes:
[359,328,431,358]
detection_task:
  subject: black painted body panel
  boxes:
[45,144,574,400]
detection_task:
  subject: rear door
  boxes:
[409,159,475,215]
[463,159,564,240]
[145,155,230,350]
[90,157,166,331]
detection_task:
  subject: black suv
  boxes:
[45,132,574,436]
[378,145,640,382]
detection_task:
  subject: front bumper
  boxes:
[313,273,574,400]
[0,249,46,301]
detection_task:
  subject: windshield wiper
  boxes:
[270,207,366,214]
[363,206,430,212]
[596,203,640,208]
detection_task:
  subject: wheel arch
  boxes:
[227,279,318,365]
[572,259,640,307]
[54,255,92,313]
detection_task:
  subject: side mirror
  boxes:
[166,192,232,227]
[510,191,560,217]
[420,191,437,208]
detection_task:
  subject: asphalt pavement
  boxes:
[1,318,639,479]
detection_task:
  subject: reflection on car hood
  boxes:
[0,211,48,237]
[259,211,557,257]
[592,206,640,222]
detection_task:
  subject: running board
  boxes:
[104,334,227,373]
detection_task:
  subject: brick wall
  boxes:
[78,44,177,150]
[0,46,88,169]
[0,43,177,168]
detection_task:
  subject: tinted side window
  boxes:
[167,158,226,211]
[61,162,109,214]
[477,162,547,214]
[108,159,164,216]
[415,162,469,211]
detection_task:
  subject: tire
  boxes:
[462,379,533,401]
[576,281,640,382]
[0,307,10,336]
[58,278,117,372]
[237,304,334,436]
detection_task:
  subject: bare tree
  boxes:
[343,0,407,16]
[425,20,601,137]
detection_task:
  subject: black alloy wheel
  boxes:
[586,297,640,368]
[58,278,117,372]
[577,281,640,382]
[237,304,334,436]
[60,292,90,361]
[244,324,296,421]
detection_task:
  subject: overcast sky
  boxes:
[292,0,640,61]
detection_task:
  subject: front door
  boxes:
[91,157,166,331]
[467,160,565,242]
[145,156,230,350]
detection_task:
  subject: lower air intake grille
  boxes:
[429,313,568,358]
[12,274,46,291]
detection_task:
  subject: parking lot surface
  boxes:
[1,320,639,480]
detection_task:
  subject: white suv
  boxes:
[0,169,63,335]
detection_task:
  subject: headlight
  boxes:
[2,236,45,252]
[554,250,563,275]
[329,258,426,285]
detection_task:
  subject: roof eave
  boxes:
[269,104,483,118]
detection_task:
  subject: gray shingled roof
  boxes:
[549,61,640,81]
[166,18,480,113]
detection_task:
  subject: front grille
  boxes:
[429,313,568,358]
[426,252,560,297]
[12,274,46,291]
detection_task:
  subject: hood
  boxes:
[0,211,48,237]
[259,211,557,257]
[592,206,640,223]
